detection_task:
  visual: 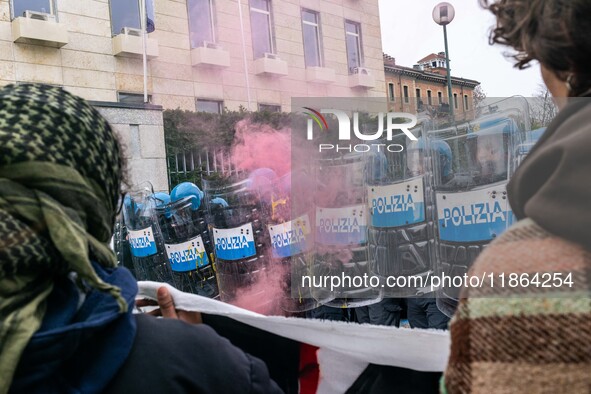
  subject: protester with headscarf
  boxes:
[0,83,281,394]
[444,1,591,392]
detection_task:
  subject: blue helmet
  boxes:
[170,182,202,210]
[123,194,144,216]
[367,151,388,182]
[407,137,452,179]
[152,192,171,207]
[247,168,278,188]
[211,197,229,208]
[247,168,277,203]
[123,194,133,211]
[431,139,452,179]
[151,192,173,218]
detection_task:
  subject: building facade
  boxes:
[0,0,385,110]
[0,0,386,190]
[384,53,480,122]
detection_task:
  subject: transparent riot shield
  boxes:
[431,100,528,317]
[312,153,382,308]
[113,215,135,278]
[367,124,438,297]
[267,171,317,313]
[122,182,173,284]
[156,196,219,298]
[516,127,546,167]
[202,176,276,314]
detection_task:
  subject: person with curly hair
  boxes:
[443,1,591,393]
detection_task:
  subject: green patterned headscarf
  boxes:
[0,83,127,390]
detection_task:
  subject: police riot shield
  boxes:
[113,215,135,278]
[430,99,529,317]
[516,127,546,167]
[122,182,173,284]
[367,124,438,297]
[267,171,317,313]
[202,175,276,314]
[312,153,382,308]
[156,195,219,298]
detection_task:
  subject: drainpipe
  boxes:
[237,0,253,111]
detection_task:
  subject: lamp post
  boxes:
[433,2,455,118]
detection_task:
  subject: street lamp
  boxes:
[433,2,455,118]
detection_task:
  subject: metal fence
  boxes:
[167,148,242,188]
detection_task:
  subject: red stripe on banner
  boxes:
[298,344,320,394]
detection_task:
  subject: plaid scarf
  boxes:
[443,218,591,393]
[0,84,126,391]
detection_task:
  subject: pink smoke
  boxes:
[220,118,367,315]
[231,263,289,315]
[225,120,312,315]
[231,119,292,176]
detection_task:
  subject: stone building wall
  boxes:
[94,103,169,192]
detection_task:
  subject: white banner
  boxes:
[138,282,450,380]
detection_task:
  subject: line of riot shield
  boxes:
[266,170,318,313]
[430,98,529,317]
[113,214,135,278]
[202,175,277,314]
[155,188,219,299]
[366,123,438,297]
[312,152,382,308]
[121,182,173,285]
